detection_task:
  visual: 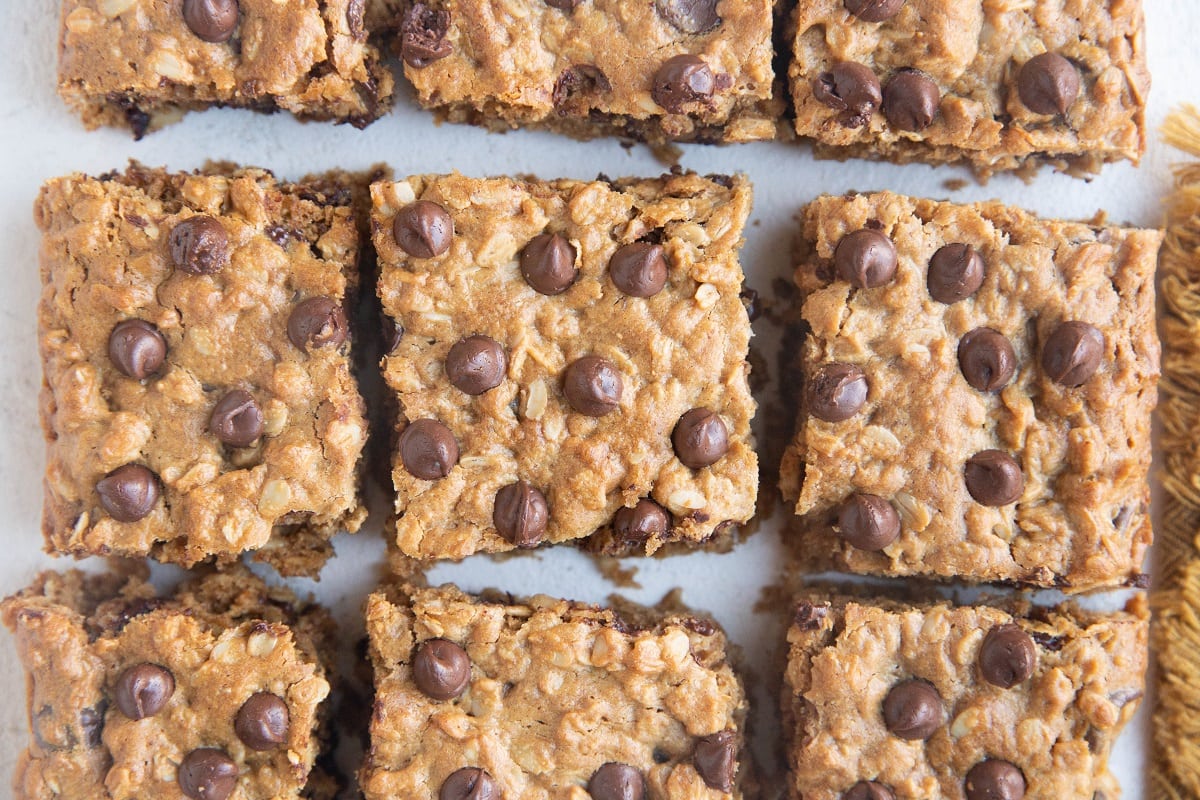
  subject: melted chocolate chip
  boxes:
[493,481,549,548]
[589,762,645,800]
[401,3,453,68]
[807,362,868,422]
[564,356,623,416]
[958,328,1016,392]
[545,0,582,9]
[178,748,239,800]
[656,0,721,34]
[883,679,943,740]
[520,233,578,295]
[1041,321,1103,386]
[209,389,264,447]
[446,335,507,395]
[835,229,898,288]
[652,55,716,114]
[882,69,940,131]
[693,730,737,792]
[440,768,497,800]
[965,760,1026,800]
[109,320,167,379]
[287,297,349,351]
[613,499,671,547]
[552,65,612,113]
[813,62,881,127]
[169,216,229,275]
[964,450,1024,506]
[413,639,471,700]
[1018,53,1080,116]
[844,0,904,22]
[928,243,985,303]
[844,782,896,800]
[836,493,901,551]
[235,692,289,751]
[394,201,454,258]
[609,242,669,297]
[114,663,174,720]
[399,419,459,480]
[347,0,366,39]
[182,0,238,44]
[383,316,404,352]
[96,464,160,522]
[672,408,729,469]
[793,602,828,630]
[979,624,1037,689]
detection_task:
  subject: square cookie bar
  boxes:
[779,191,1160,591]
[373,172,757,561]
[784,596,1148,800]
[362,584,751,799]
[37,165,368,575]
[788,0,1149,176]
[1,567,336,800]
[392,0,779,144]
[57,0,394,138]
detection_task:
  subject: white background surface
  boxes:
[1,2,1198,797]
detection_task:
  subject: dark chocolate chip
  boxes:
[347,0,366,38]
[208,389,264,448]
[552,65,612,113]
[446,335,507,395]
[965,759,1026,800]
[1017,53,1080,116]
[399,419,459,480]
[656,0,721,34]
[1030,631,1065,652]
[493,481,549,548]
[589,762,645,800]
[979,624,1037,689]
[672,408,729,469]
[235,692,289,751]
[114,663,174,720]
[844,782,896,800]
[383,316,404,352]
[882,69,940,131]
[96,464,160,522]
[178,748,239,800]
[545,0,582,10]
[836,493,901,551]
[440,768,497,800]
[169,216,229,275]
[835,229,898,288]
[564,356,623,416]
[965,450,1024,506]
[807,362,868,422]
[109,320,167,379]
[739,288,761,321]
[883,679,944,740]
[401,3,453,68]
[843,0,904,22]
[1041,321,1103,386]
[182,0,238,44]
[793,602,828,630]
[609,243,669,298]
[813,62,881,127]
[613,499,671,546]
[693,730,737,792]
[928,243,985,303]
[80,704,106,748]
[394,201,454,258]
[287,297,349,352]
[652,55,716,114]
[958,328,1016,392]
[413,638,471,700]
[520,233,578,295]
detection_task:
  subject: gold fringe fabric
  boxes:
[1154,104,1200,800]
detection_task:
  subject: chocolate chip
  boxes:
[835,229,898,288]
[979,624,1037,689]
[693,730,736,792]
[440,768,497,800]
[958,328,1016,392]
[235,692,289,751]
[178,748,239,800]
[545,0,582,10]
[287,297,349,352]
[413,639,471,700]
[109,320,167,380]
[965,760,1026,800]
[520,233,578,295]
[836,493,900,551]
[652,55,716,114]
[844,782,896,800]
[394,201,453,258]
[347,0,366,38]
[672,408,729,469]
[1017,53,1080,116]
[883,679,943,740]
[81,704,106,747]
[589,763,645,800]
[114,663,174,720]
[1030,631,1065,652]
[882,69,940,131]
[446,335,507,395]
[609,242,669,298]
[614,499,671,546]
[807,363,868,422]
[656,0,720,34]
[739,288,761,321]
[493,481,549,548]
[399,419,458,480]
[96,464,160,522]
[965,450,1024,506]
[813,62,881,127]
[208,390,264,448]
[383,316,404,352]
[401,3,453,68]
[928,243,985,303]
[843,0,904,22]
[169,216,229,275]
[793,602,827,630]
[552,65,612,113]
[564,356,623,416]
[182,0,238,44]
[1041,321,1103,386]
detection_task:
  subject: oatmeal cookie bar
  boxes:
[37,165,368,575]
[779,191,1160,591]
[391,0,779,144]
[361,583,752,799]
[57,0,395,138]
[372,171,757,561]
[788,0,1149,176]
[784,595,1147,800]
[1,567,336,800]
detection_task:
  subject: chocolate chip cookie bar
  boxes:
[392,0,779,144]
[37,165,368,575]
[362,583,752,800]
[57,0,394,138]
[788,0,1149,176]
[1,567,336,800]
[784,595,1147,800]
[373,172,757,561]
[779,191,1160,591]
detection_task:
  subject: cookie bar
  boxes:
[361,583,752,799]
[372,172,757,561]
[788,0,1149,176]
[779,191,1160,591]
[37,165,368,575]
[391,0,779,144]
[57,0,394,138]
[784,595,1147,800]
[1,567,336,800]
